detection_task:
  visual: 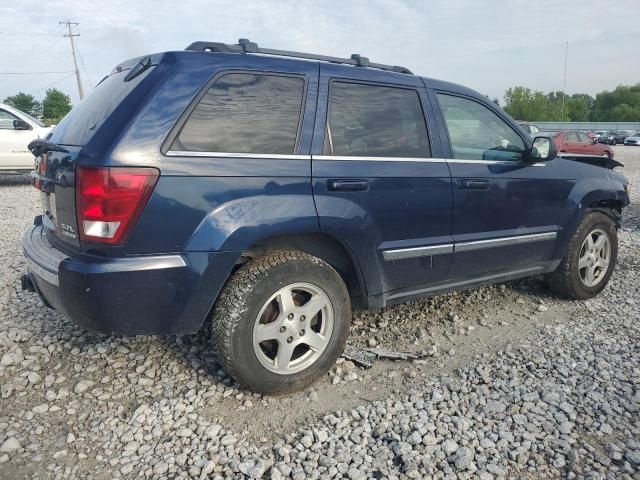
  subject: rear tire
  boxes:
[546,212,617,299]
[211,250,351,394]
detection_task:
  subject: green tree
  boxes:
[3,92,40,116]
[592,84,640,121]
[42,88,72,124]
[503,86,535,120]
[566,94,593,122]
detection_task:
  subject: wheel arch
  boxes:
[237,233,368,308]
[553,178,627,260]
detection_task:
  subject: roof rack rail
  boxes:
[185,39,413,75]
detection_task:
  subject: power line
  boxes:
[0,32,60,36]
[0,71,75,75]
[60,20,84,100]
[28,73,76,96]
[75,44,94,88]
[19,24,65,55]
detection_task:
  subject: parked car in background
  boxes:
[0,103,52,171]
[21,39,629,394]
[624,133,640,146]
[517,121,540,135]
[614,130,634,144]
[547,130,614,158]
[593,130,606,141]
[597,130,617,145]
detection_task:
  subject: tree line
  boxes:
[502,83,640,122]
[3,89,72,126]
[5,81,640,126]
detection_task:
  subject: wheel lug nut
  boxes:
[299,330,305,336]
[279,326,286,333]
[300,315,306,322]
[287,336,293,343]
[288,313,294,320]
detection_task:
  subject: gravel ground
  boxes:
[0,146,638,479]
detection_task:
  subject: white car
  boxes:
[624,133,640,146]
[0,103,53,172]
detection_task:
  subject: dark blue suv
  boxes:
[22,40,630,394]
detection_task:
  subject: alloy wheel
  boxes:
[252,282,334,374]
[578,228,611,287]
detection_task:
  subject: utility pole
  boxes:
[60,20,84,100]
[560,41,568,127]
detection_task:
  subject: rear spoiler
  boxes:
[27,139,68,158]
[557,153,623,170]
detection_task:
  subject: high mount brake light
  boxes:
[76,167,159,245]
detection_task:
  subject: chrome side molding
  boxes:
[383,244,454,261]
[382,231,557,261]
[166,151,311,160]
[455,231,557,252]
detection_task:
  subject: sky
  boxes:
[1,0,640,107]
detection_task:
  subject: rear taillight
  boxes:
[76,167,159,244]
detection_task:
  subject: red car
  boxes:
[547,130,614,158]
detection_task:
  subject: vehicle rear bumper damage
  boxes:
[22,224,237,335]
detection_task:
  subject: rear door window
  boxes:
[172,73,305,155]
[565,132,579,142]
[577,132,592,143]
[324,82,430,158]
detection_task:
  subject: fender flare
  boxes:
[553,177,627,259]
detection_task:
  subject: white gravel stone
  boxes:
[73,380,94,394]
[0,437,21,453]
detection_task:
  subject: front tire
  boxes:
[211,250,351,394]
[546,212,618,299]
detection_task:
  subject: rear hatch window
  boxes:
[48,58,155,147]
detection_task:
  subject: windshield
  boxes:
[18,109,46,128]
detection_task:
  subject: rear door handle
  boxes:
[327,179,369,192]
[460,179,489,190]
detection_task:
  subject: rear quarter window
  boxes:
[171,73,305,155]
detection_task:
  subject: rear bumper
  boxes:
[22,224,239,335]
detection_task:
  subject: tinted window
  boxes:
[437,94,525,161]
[324,82,430,157]
[0,109,19,130]
[48,67,154,146]
[173,73,304,155]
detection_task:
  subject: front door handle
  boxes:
[460,179,489,190]
[327,179,369,192]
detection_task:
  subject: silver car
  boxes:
[624,132,640,146]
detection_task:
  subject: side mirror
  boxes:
[13,119,32,130]
[528,135,557,161]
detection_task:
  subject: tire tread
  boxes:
[211,250,345,393]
